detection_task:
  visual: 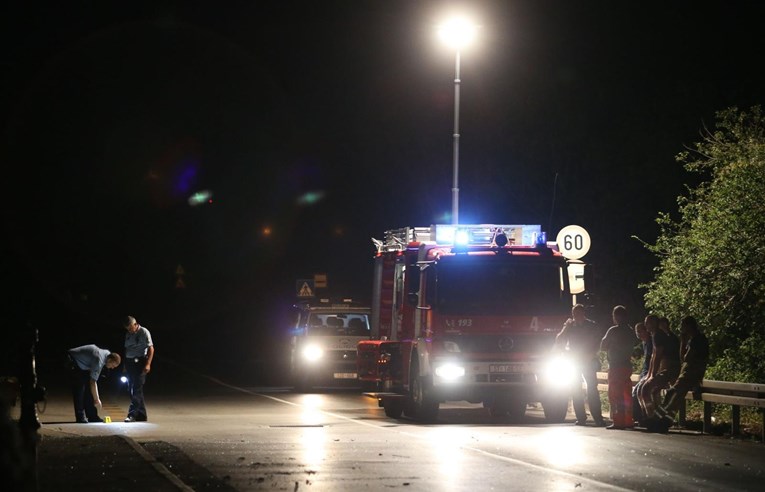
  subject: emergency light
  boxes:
[431,224,543,246]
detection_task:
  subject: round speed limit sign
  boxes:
[556,225,591,260]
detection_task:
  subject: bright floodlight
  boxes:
[438,17,478,50]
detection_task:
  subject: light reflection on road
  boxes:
[528,427,584,468]
[301,426,327,467]
[299,394,327,468]
[299,394,325,425]
[427,427,472,490]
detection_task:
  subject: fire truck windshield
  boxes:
[434,257,569,315]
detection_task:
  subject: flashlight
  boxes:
[120,376,128,383]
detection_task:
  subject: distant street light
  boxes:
[438,16,478,225]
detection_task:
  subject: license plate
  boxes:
[334,372,358,379]
[489,364,526,373]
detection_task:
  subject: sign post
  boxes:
[556,225,591,304]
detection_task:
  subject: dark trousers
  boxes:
[661,363,706,417]
[70,367,98,422]
[573,361,603,423]
[125,357,148,420]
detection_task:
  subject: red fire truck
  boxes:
[357,224,581,422]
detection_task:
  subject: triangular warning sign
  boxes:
[175,278,186,289]
[298,282,314,297]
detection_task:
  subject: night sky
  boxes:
[3,1,765,363]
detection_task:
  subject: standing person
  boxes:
[654,316,709,432]
[600,305,637,429]
[556,304,605,426]
[123,316,154,422]
[67,345,121,423]
[631,322,653,425]
[638,315,680,425]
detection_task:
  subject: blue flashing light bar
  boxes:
[432,224,542,246]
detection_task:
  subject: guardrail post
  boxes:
[731,405,740,436]
[678,399,686,427]
[703,401,712,435]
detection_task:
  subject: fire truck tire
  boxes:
[542,397,569,423]
[383,399,404,419]
[406,361,439,422]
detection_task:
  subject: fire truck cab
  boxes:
[358,224,581,422]
[290,299,371,392]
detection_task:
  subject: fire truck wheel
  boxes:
[383,399,404,419]
[406,361,439,422]
[542,396,569,423]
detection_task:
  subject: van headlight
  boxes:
[434,363,466,381]
[543,355,578,387]
[302,345,324,362]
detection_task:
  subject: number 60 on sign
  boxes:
[555,225,591,260]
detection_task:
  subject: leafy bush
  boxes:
[641,106,765,384]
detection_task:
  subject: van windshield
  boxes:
[306,313,370,336]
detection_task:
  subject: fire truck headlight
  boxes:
[434,363,466,381]
[302,345,324,362]
[443,341,461,353]
[542,355,578,388]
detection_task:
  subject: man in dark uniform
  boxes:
[556,304,605,426]
[655,316,709,432]
[68,345,121,423]
[123,316,154,422]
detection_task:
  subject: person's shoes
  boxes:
[606,424,624,430]
[593,419,606,427]
[76,418,88,424]
[574,420,587,426]
[124,416,137,422]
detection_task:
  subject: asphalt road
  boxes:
[30,357,765,491]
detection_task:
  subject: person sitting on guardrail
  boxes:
[556,304,605,427]
[654,316,709,432]
[600,305,637,429]
[638,315,680,425]
[631,322,653,426]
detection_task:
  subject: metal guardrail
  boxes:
[595,372,765,441]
